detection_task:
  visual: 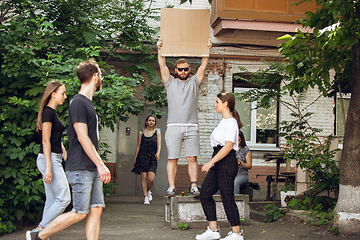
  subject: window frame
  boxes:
[234,86,279,150]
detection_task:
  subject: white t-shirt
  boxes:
[210,118,239,151]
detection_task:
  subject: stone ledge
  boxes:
[164,194,250,229]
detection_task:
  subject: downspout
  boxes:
[222,58,225,91]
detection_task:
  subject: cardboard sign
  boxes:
[160,8,210,57]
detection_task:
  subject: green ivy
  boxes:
[0,0,165,234]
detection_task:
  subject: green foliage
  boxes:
[280,184,295,192]
[288,196,337,232]
[288,196,337,213]
[103,180,119,198]
[263,204,286,223]
[327,226,340,236]
[281,133,340,197]
[178,222,189,230]
[236,61,340,197]
[239,218,248,225]
[310,211,334,227]
[0,0,165,234]
[180,0,212,4]
[277,0,358,97]
[0,219,16,235]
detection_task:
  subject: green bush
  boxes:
[0,219,16,235]
[0,1,165,235]
[263,204,286,223]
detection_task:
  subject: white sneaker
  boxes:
[166,186,176,197]
[220,230,244,240]
[144,197,150,205]
[190,185,200,198]
[147,191,153,201]
[195,226,221,240]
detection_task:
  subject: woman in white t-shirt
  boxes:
[196,92,245,240]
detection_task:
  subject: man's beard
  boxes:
[174,72,190,80]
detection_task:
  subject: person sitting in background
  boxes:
[234,130,252,194]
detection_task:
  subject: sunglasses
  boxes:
[177,67,189,72]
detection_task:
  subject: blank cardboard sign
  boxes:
[160,8,210,57]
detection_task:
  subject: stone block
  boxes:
[164,195,250,229]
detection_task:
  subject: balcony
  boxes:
[211,0,317,36]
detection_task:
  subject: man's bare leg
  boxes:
[85,207,103,240]
[187,156,198,188]
[167,158,178,186]
[187,156,200,197]
[167,159,178,196]
[38,211,87,239]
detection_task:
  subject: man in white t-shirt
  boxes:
[157,38,211,197]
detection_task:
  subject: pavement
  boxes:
[1,189,359,240]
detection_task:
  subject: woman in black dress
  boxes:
[132,115,161,204]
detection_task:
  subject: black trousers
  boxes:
[200,146,240,226]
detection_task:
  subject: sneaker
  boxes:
[190,185,200,198]
[166,186,176,197]
[144,197,150,205]
[195,226,221,240]
[147,190,153,201]
[220,230,244,240]
[26,230,39,240]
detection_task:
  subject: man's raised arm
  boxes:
[157,38,170,83]
[196,39,212,83]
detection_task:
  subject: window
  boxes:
[233,74,279,150]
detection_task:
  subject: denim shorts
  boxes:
[66,170,105,214]
[165,125,199,159]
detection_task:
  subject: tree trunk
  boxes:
[333,42,360,235]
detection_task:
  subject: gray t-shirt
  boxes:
[164,74,200,124]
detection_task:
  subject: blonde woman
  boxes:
[28,81,71,237]
[132,115,161,204]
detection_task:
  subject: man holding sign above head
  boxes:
[157,38,211,197]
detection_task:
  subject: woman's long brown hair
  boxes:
[36,80,64,132]
[217,91,244,130]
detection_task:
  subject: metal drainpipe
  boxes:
[222,58,225,91]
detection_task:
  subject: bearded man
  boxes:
[157,38,211,197]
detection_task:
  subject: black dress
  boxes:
[132,130,158,175]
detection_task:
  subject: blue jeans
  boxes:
[37,153,71,228]
[215,172,249,195]
[234,172,249,194]
[66,170,105,214]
